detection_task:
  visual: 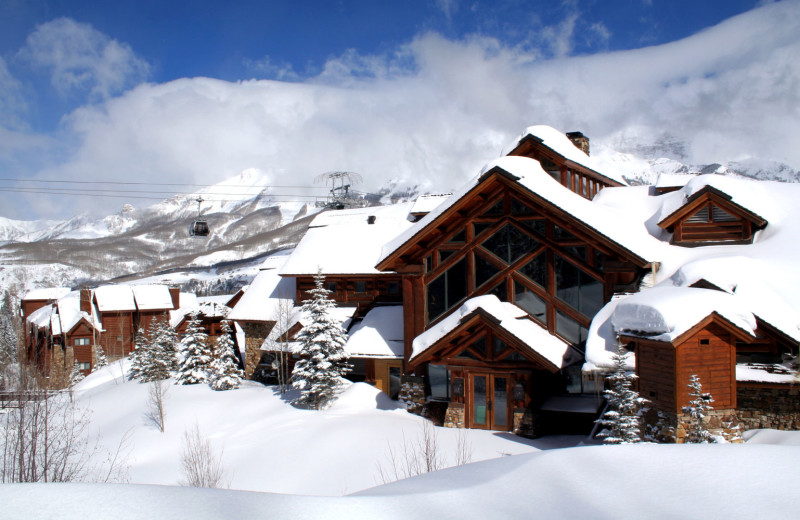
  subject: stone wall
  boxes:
[239,322,273,379]
[643,407,742,443]
[399,376,425,415]
[737,385,800,430]
[513,408,542,438]
[443,403,465,429]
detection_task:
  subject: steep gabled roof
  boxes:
[410,295,576,371]
[378,156,662,271]
[658,185,768,231]
[94,285,136,312]
[503,125,627,187]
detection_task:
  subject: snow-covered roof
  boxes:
[409,194,452,215]
[94,285,136,312]
[736,363,797,384]
[228,255,296,322]
[346,306,404,358]
[262,305,357,352]
[411,295,574,370]
[27,304,55,329]
[131,285,174,311]
[655,173,696,189]
[612,286,757,342]
[55,291,102,334]
[280,203,415,276]
[380,156,665,266]
[23,287,70,301]
[502,125,628,186]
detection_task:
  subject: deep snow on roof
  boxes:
[280,203,415,275]
[409,193,452,215]
[411,295,573,369]
[56,290,102,334]
[94,285,136,312]
[381,155,665,266]
[228,254,296,322]
[612,286,757,342]
[131,285,174,311]
[23,287,70,301]
[502,125,628,186]
[655,173,696,189]
[346,306,404,358]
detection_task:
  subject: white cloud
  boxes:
[2,1,800,220]
[0,56,28,128]
[18,17,149,100]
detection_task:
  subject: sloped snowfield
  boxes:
[2,361,799,519]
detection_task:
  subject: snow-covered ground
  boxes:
[2,361,799,519]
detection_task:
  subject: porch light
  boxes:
[513,382,525,401]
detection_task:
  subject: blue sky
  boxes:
[1,0,798,220]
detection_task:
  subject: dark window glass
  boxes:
[562,245,586,262]
[448,229,466,243]
[427,274,446,321]
[439,250,454,263]
[514,281,547,324]
[389,366,401,400]
[556,309,588,349]
[521,219,546,237]
[471,337,487,358]
[355,281,367,293]
[503,351,526,362]
[388,282,399,295]
[555,255,603,318]
[488,280,507,301]
[473,222,492,238]
[428,364,450,399]
[474,253,500,288]
[482,224,539,265]
[327,282,336,293]
[427,257,467,321]
[510,198,534,216]
[493,337,509,358]
[553,225,577,242]
[520,253,547,288]
[483,199,504,216]
[456,348,479,360]
[594,250,605,270]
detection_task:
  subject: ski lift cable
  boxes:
[0,188,327,203]
[0,177,322,189]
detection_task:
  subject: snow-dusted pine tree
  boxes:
[69,361,85,386]
[596,343,647,444]
[128,327,149,381]
[291,270,352,409]
[682,374,716,443]
[175,312,212,385]
[92,345,108,372]
[151,318,179,376]
[208,320,243,391]
[0,291,19,368]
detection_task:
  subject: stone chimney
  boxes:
[80,288,92,314]
[169,287,180,310]
[566,131,590,156]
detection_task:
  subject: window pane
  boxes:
[521,219,546,237]
[553,225,577,242]
[439,250,454,263]
[520,252,547,288]
[471,337,487,358]
[473,375,487,425]
[556,309,588,348]
[488,280,507,301]
[482,224,539,264]
[446,258,467,311]
[448,229,466,243]
[580,275,604,317]
[355,281,367,293]
[510,198,534,216]
[514,282,547,324]
[494,377,508,427]
[493,337,509,358]
[483,200,504,216]
[555,255,581,310]
[427,273,446,321]
[389,366,401,400]
[474,253,500,288]
[473,222,492,238]
[428,364,450,399]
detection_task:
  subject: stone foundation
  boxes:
[737,385,800,430]
[443,403,465,428]
[643,407,742,443]
[240,322,273,379]
[399,376,425,415]
[513,408,542,438]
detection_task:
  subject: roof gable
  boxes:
[658,185,768,232]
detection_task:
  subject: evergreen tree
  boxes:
[682,374,716,444]
[151,318,179,376]
[92,345,108,372]
[69,361,85,387]
[128,327,149,381]
[596,343,647,444]
[175,312,211,385]
[291,271,351,409]
[208,320,243,391]
[0,291,19,367]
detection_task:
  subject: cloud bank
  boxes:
[1,1,799,220]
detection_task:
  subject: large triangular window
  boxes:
[474,253,501,289]
[482,224,539,265]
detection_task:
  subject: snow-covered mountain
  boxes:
[1,145,797,299]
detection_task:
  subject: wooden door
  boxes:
[469,373,510,431]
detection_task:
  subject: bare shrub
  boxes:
[178,423,227,488]
[145,379,169,432]
[377,421,444,484]
[454,427,474,466]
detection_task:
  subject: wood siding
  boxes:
[676,324,736,410]
[636,341,677,412]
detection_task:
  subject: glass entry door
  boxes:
[469,373,510,431]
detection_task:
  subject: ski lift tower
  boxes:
[314,171,368,210]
